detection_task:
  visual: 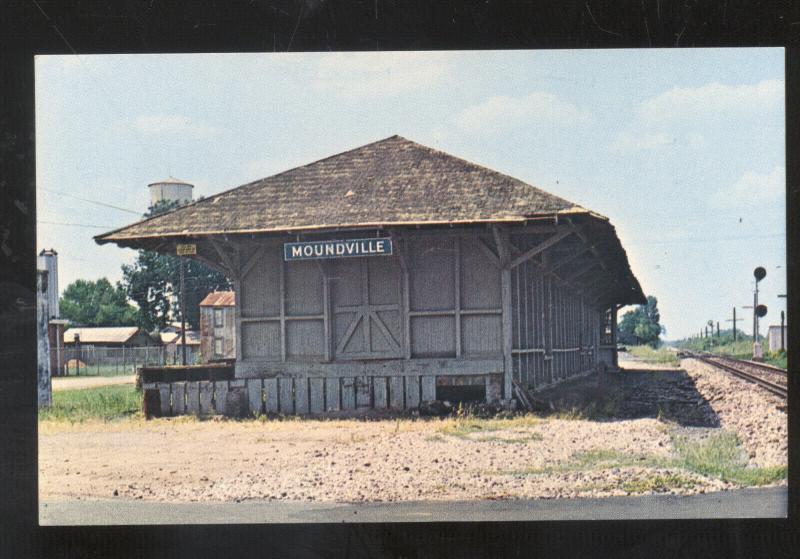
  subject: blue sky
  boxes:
[35,49,786,340]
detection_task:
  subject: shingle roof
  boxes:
[199,291,235,307]
[95,136,588,243]
[64,326,140,344]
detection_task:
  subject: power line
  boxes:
[39,220,117,229]
[41,188,141,215]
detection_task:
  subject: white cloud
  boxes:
[454,91,591,134]
[638,79,783,122]
[711,165,785,208]
[608,132,673,153]
[132,114,219,139]
[314,52,449,99]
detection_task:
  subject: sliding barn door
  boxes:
[331,256,403,360]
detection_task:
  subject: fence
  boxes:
[53,344,201,376]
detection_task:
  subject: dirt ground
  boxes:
[39,358,786,504]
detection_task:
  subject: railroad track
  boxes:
[681,351,787,399]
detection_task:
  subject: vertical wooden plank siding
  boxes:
[172,382,186,415]
[247,379,263,415]
[373,377,388,408]
[341,377,356,410]
[199,381,213,415]
[501,267,513,400]
[214,381,229,415]
[421,376,436,401]
[454,237,462,358]
[322,265,332,361]
[294,377,309,414]
[279,257,287,362]
[264,378,279,413]
[325,378,340,411]
[401,239,412,360]
[406,375,420,408]
[356,376,371,408]
[157,383,171,416]
[279,377,294,414]
[186,382,200,415]
[309,378,325,413]
[389,376,404,409]
[233,277,243,372]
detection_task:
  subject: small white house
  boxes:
[767,324,787,352]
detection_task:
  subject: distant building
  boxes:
[160,325,201,364]
[767,324,787,352]
[64,326,155,349]
[199,291,236,362]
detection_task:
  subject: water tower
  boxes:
[148,177,194,208]
[37,249,59,319]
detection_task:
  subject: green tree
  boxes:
[120,200,230,333]
[617,295,663,347]
[60,278,139,326]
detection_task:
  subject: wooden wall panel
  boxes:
[286,320,325,359]
[410,316,455,357]
[240,247,280,317]
[460,237,501,310]
[247,379,263,415]
[294,377,309,414]
[309,378,325,413]
[241,321,281,360]
[278,377,294,414]
[461,315,502,356]
[264,378,279,413]
[325,377,340,411]
[373,377,388,408]
[285,261,324,316]
[389,376,404,409]
[408,237,455,311]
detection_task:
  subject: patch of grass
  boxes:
[621,472,697,493]
[436,414,541,441]
[577,472,698,494]
[626,345,680,366]
[496,449,660,477]
[672,431,787,486]
[39,384,142,422]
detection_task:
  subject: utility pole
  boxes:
[726,307,743,342]
[752,267,767,360]
[717,321,720,338]
[780,310,785,351]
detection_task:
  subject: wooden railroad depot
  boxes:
[96,136,644,416]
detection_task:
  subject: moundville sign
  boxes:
[284,238,393,261]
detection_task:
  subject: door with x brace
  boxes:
[330,256,404,360]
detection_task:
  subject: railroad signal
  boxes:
[752,266,766,360]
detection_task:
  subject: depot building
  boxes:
[96,136,644,413]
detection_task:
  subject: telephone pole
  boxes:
[726,307,743,342]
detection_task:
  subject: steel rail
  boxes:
[686,351,787,399]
